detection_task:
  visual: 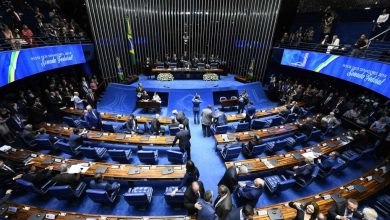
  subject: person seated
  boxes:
[343,107,360,120]
[35,128,57,143]
[351,129,370,149]
[152,92,161,103]
[316,151,340,172]
[168,118,180,129]
[184,181,205,215]
[290,101,302,115]
[89,173,120,194]
[350,34,368,57]
[141,91,150,101]
[52,164,81,189]
[83,105,102,130]
[225,204,254,220]
[235,178,264,207]
[217,136,241,151]
[21,124,37,147]
[242,135,263,157]
[321,112,341,133]
[370,117,387,134]
[213,109,227,127]
[13,165,53,187]
[289,200,321,220]
[125,114,138,134]
[195,190,218,220]
[362,207,378,220]
[150,114,164,135]
[214,184,233,220]
[298,117,314,137]
[286,158,315,179]
[68,128,87,150]
[327,198,363,220]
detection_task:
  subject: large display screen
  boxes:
[0,45,86,87]
[281,49,390,98]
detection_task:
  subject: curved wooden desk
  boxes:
[226,102,304,123]
[44,124,175,146]
[226,134,353,174]
[61,108,173,124]
[253,159,390,219]
[0,149,186,181]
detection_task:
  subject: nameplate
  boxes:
[162,167,174,175]
[372,174,385,183]
[128,167,140,175]
[267,208,284,220]
[42,158,54,165]
[92,133,103,138]
[115,135,125,140]
[354,184,367,193]
[140,136,150,141]
[165,137,174,142]
[94,166,108,174]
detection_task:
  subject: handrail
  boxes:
[368,27,390,42]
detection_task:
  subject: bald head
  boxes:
[254,178,265,188]
[238,165,248,174]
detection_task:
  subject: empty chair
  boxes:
[374,195,390,216]
[318,158,347,179]
[293,133,307,145]
[54,139,81,156]
[295,166,320,188]
[63,116,78,127]
[251,120,266,130]
[230,96,238,100]
[284,113,298,123]
[341,150,361,163]
[219,97,227,102]
[107,149,132,163]
[236,122,250,132]
[243,143,267,158]
[285,137,296,147]
[79,147,107,160]
[48,182,87,200]
[308,129,322,141]
[167,150,187,164]
[16,179,55,195]
[169,127,180,136]
[101,124,116,132]
[75,120,90,129]
[220,146,241,161]
[266,116,283,127]
[86,189,119,204]
[164,186,186,205]
[266,139,288,153]
[124,187,153,207]
[138,150,158,164]
[355,142,378,157]
[35,137,56,150]
[264,175,296,193]
[211,125,229,135]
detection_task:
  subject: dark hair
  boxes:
[242,204,254,217]
[204,190,213,203]
[304,201,320,218]
[186,160,197,174]
[73,128,80,134]
[218,185,229,195]
[129,114,135,118]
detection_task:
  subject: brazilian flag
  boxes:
[8,51,20,84]
[126,17,136,65]
[116,56,124,81]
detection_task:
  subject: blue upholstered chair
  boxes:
[211,125,229,135]
[138,150,158,164]
[164,186,186,205]
[236,122,250,132]
[167,150,187,164]
[35,137,56,151]
[264,175,296,193]
[79,147,107,159]
[266,139,288,153]
[295,166,320,188]
[16,179,55,195]
[243,143,267,158]
[101,123,115,132]
[266,116,283,127]
[251,120,266,130]
[75,120,90,129]
[86,189,119,204]
[169,127,180,136]
[284,113,298,123]
[294,133,307,145]
[308,129,322,141]
[124,187,153,207]
[107,149,132,163]
[54,139,81,156]
[285,137,297,147]
[63,116,78,127]
[220,146,241,161]
[341,150,361,163]
[48,182,87,200]
[318,158,347,179]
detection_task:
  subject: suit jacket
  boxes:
[184,181,205,215]
[192,98,202,112]
[218,166,238,192]
[150,118,161,133]
[173,129,191,150]
[202,108,213,126]
[52,173,81,189]
[89,179,120,193]
[197,198,218,220]
[236,185,263,207]
[126,119,138,132]
[6,115,24,132]
[22,169,52,186]
[299,122,314,137]
[214,191,233,220]
[68,134,84,149]
[21,129,36,146]
[84,110,102,129]
[178,167,200,189]
[327,201,364,220]
[176,111,186,123]
[225,207,242,220]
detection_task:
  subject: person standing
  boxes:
[172,124,192,159]
[192,94,202,124]
[201,105,213,137]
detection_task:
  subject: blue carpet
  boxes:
[10,77,383,216]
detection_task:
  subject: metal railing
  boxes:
[367,27,390,48]
[0,35,92,51]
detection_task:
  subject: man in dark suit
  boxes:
[213,109,228,127]
[150,114,164,135]
[184,181,205,215]
[214,184,233,220]
[351,129,369,149]
[328,198,363,220]
[6,111,24,133]
[48,91,62,122]
[13,165,53,187]
[86,89,96,107]
[218,165,248,192]
[196,190,218,220]
[317,151,340,172]
[52,164,81,189]
[242,135,263,157]
[245,101,256,119]
[83,105,102,130]
[286,159,315,179]
[21,124,37,147]
[172,124,192,159]
[89,173,120,194]
[299,117,314,137]
[290,101,302,115]
[68,128,85,150]
[235,178,264,207]
[225,204,254,220]
[125,114,138,134]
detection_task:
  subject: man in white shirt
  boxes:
[372,9,389,40]
[327,35,340,53]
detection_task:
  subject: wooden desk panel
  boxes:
[214,123,299,145]
[151,68,224,73]
[226,102,304,123]
[220,99,239,108]
[225,135,352,174]
[253,159,390,219]
[136,101,161,110]
[0,149,186,181]
[44,124,175,146]
[61,108,172,124]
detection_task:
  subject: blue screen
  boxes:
[0,45,86,87]
[281,49,390,98]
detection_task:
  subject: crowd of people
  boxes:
[0,0,87,50]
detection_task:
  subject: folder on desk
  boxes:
[243,163,253,169]
[228,135,238,140]
[27,213,46,220]
[54,127,62,131]
[293,153,304,159]
[165,137,174,142]
[331,193,345,203]
[354,184,367,193]
[140,136,150,141]
[42,158,54,165]
[115,135,125,140]
[312,147,322,153]
[268,158,278,165]
[128,167,140,175]
[94,166,108,174]
[267,208,284,220]
[92,133,103,138]
[372,174,385,183]
[162,167,174,175]
[327,143,336,148]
